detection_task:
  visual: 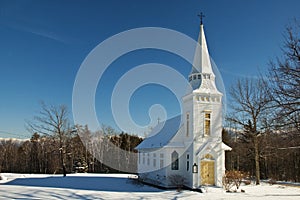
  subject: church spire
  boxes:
[193,14,213,75]
[189,15,219,93]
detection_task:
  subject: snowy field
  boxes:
[0,173,300,200]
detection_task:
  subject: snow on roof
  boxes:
[222,142,232,151]
[135,115,182,150]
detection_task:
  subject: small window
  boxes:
[153,158,156,167]
[198,74,201,79]
[160,153,164,158]
[193,75,196,80]
[171,151,179,170]
[203,154,214,160]
[205,113,211,118]
[142,153,145,164]
[189,76,192,81]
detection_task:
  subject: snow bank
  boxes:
[0,173,300,200]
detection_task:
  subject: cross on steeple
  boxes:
[198,12,205,25]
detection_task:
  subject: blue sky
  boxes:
[0,0,300,138]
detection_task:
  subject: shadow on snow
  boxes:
[3,175,162,193]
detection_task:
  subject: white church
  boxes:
[136,20,231,189]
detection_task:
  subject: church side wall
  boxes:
[164,147,189,187]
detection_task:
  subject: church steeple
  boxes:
[188,16,220,94]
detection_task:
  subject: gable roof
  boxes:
[135,115,182,150]
[196,138,232,156]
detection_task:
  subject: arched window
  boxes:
[202,154,214,160]
[171,151,179,170]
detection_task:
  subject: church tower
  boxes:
[183,16,229,187]
[184,16,222,142]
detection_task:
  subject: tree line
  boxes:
[0,120,142,175]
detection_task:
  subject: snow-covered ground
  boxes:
[0,173,300,199]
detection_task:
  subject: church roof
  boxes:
[135,115,182,150]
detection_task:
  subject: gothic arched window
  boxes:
[171,151,179,170]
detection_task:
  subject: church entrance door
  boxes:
[200,161,215,185]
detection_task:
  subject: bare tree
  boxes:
[227,78,272,185]
[269,19,300,131]
[27,102,75,176]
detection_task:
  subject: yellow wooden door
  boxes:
[200,161,215,185]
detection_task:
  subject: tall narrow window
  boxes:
[204,112,211,135]
[153,153,156,167]
[186,154,190,171]
[160,153,164,168]
[142,153,145,164]
[138,152,141,164]
[186,113,190,137]
[147,153,150,165]
[171,151,179,170]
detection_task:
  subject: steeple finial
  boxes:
[198,12,205,25]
